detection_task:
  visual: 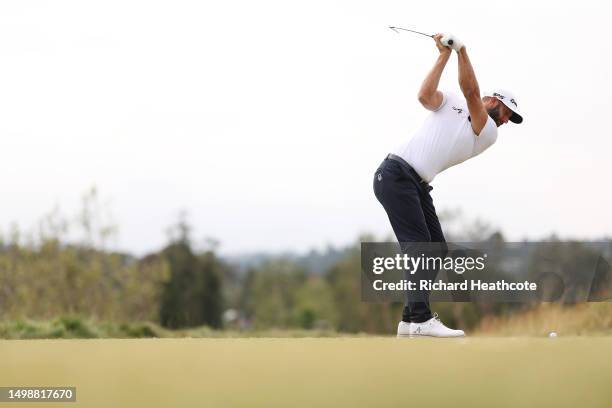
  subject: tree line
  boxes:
[0,189,609,333]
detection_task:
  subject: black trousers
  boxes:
[373,155,446,323]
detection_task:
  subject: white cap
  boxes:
[484,89,523,124]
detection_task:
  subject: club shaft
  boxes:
[389,26,433,38]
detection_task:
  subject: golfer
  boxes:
[373,33,523,337]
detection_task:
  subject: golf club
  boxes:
[389,26,453,45]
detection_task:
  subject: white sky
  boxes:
[1,0,610,255]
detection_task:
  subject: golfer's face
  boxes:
[497,102,513,126]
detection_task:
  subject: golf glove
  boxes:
[441,33,464,52]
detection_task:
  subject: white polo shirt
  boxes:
[392,92,498,183]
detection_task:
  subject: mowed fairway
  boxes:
[1,337,611,407]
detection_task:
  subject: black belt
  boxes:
[386,154,428,184]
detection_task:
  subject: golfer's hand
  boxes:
[434,33,451,55]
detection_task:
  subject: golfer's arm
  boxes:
[457,48,488,135]
[417,53,450,111]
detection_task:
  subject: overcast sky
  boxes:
[0,1,610,255]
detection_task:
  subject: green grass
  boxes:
[0,317,347,339]
[0,315,356,339]
[0,337,610,407]
[0,316,164,339]
[475,303,612,336]
[2,303,611,339]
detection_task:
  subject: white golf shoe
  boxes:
[397,313,465,338]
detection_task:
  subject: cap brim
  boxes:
[510,112,523,124]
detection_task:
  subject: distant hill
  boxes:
[221,245,353,275]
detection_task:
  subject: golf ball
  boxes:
[548,332,558,338]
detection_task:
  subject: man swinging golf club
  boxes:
[373,33,523,337]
